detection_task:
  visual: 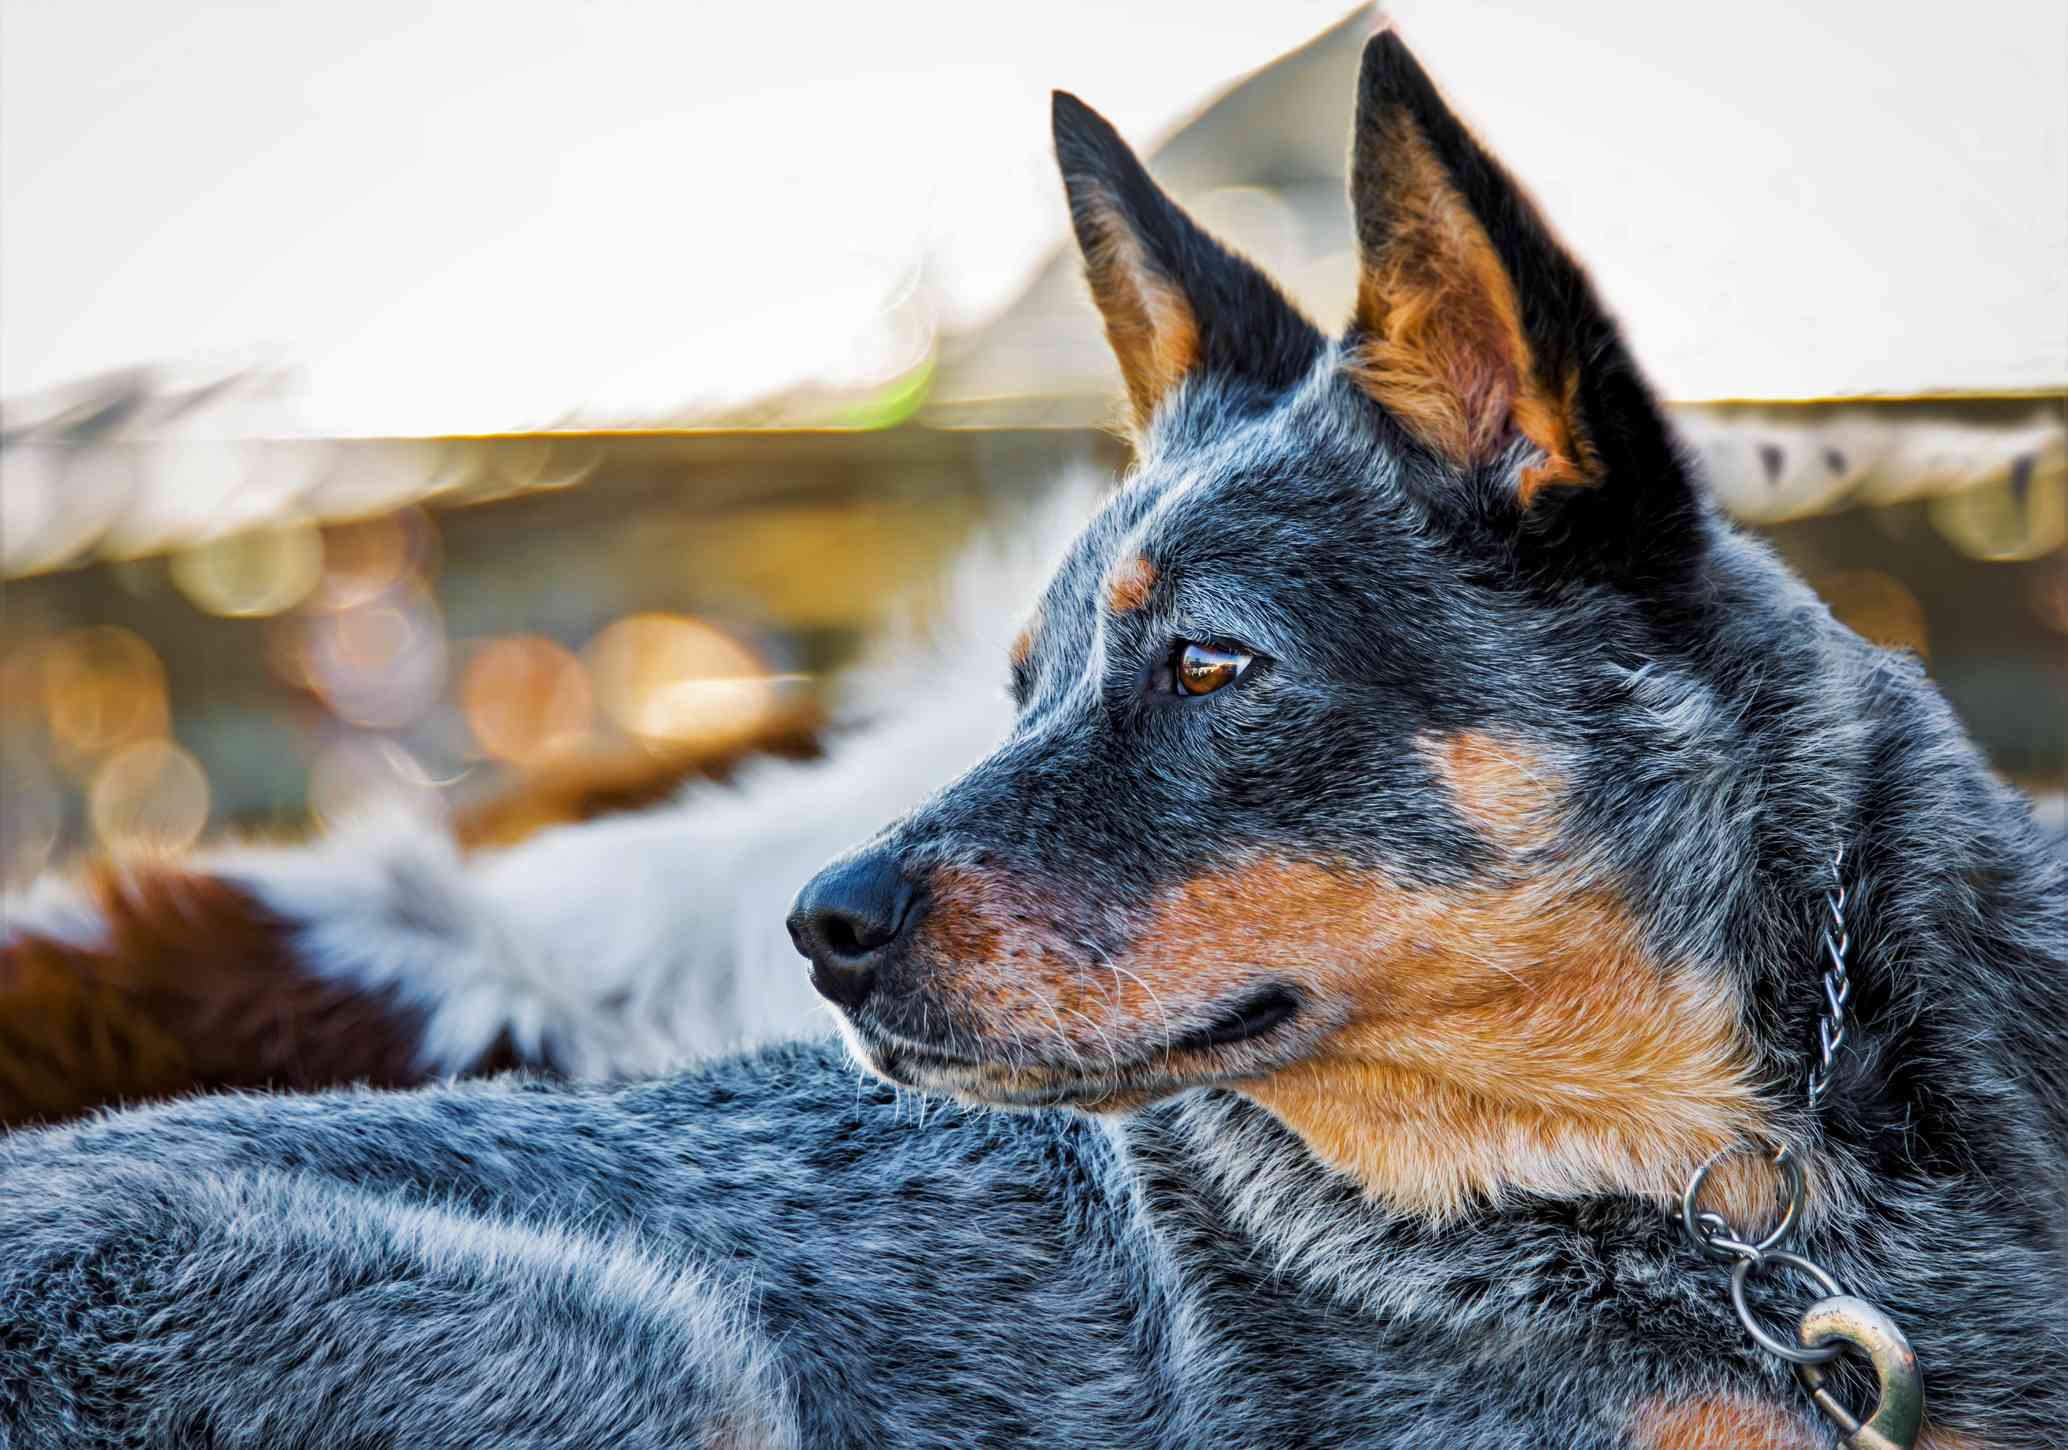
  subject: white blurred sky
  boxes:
[3,1,2063,434]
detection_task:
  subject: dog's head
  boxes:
[791,34,1793,1218]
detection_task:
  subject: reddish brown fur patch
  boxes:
[1631,1394,1988,1450]
[0,864,505,1130]
[1347,113,1600,504]
[1629,1394,1820,1450]
[1420,729,1563,852]
[0,925,193,1131]
[913,867,1009,985]
[1077,191,1200,436]
[1104,555,1158,615]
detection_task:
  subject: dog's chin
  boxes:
[835,984,1311,1115]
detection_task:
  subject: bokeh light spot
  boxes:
[40,627,170,769]
[89,739,209,851]
[169,522,325,617]
[311,509,438,612]
[297,597,449,728]
[461,636,594,765]
[307,736,443,827]
[584,613,774,747]
[0,753,64,882]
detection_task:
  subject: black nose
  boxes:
[787,849,915,1010]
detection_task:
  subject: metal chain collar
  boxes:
[1677,845,1926,1450]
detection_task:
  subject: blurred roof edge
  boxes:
[2,6,2061,578]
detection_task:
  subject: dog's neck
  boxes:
[1235,879,1781,1224]
[1230,618,2063,1238]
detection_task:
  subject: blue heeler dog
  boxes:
[3,32,2064,1450]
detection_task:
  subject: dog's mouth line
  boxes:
[1166,985,1301,1054]
[857,984,1303,1094]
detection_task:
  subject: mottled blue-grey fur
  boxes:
[7,32,2067,1449]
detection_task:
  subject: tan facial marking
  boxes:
[1104,554,1158,615]
[1419,729,1563,853]
[1348,112,1600,504]
[1216,868,1770,1219]
[912,865,1165,1028]
[913,867,1009,987]
[911,844,1776,1220]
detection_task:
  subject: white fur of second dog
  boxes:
[1,478,1095,1083]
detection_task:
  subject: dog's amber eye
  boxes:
[1175,642,1251,697]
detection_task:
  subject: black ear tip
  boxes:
[1361,22,1410,61]
[1357,25,1426,96]
[1356,25,1447,135]
[1051,90,1107,138]
[1051,90,1129,171]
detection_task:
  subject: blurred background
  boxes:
[2,1,2063,881]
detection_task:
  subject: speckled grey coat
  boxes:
[6,31,2067,1450]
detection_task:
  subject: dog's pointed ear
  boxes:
[1347,33,1681,519]
[1054,91,1324,437]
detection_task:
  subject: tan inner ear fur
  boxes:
[1076,190,1200,436]
[1347,114,1600,505]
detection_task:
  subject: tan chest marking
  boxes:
[1630,1394,1986,1450]
[1628,1395,1822,1449]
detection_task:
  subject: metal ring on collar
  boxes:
[1680,1142,1805,1263]
[1729,1252,1848,1366]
